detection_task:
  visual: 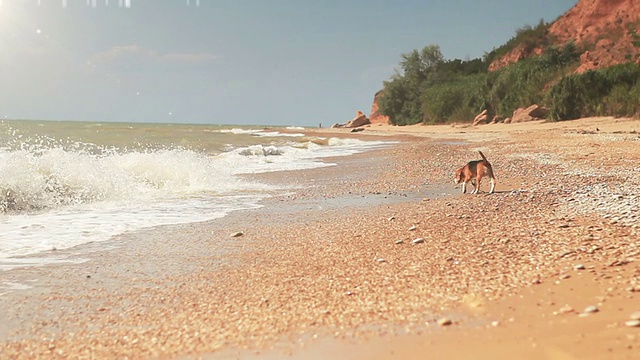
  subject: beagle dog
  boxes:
[454,151,496,194]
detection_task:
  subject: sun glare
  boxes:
[0,1,16,24]
[0,4,9,37]
[0,2,31,53]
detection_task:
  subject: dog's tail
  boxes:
[478,151,489,163]
[479,151,497,179]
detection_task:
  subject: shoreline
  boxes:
[1,116,639,359]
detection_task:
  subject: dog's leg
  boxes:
[461,181,467,194]
[489,178,496,194]
[473,177,481,194]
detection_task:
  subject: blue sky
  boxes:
[0,0,576,126]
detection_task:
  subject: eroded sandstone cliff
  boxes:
[370,0,640,123]
[490,0,640,72]
[369,91,390,125]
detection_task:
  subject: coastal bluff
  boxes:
[368,0,640,126]
[489,0,640,72]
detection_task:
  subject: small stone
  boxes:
[377,258,387,263]
[560,251,575,258]
[395,239,404,244]
[412,238,425,244]
[408,225,417,231]
[574,264,586,270]
[388,216,395,221]
[558,224,570,228]
[625,320,640,327]
[491,321,500,327]
[584,305,599,313]
[230,231,244,238]
[630,312,640,321]
[559,305,574,314]
[437,318,452,326]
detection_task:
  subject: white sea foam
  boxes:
[252,131,304,138]
[217,128,304,138]
[0,281,34,296]
[0,123,393,269]
[218,128,263,135]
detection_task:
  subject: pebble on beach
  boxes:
[6,119,640,358]
[558,305,574,314]
[625,320,640,328]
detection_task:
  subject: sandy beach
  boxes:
[1,116,640,359]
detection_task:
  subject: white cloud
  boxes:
[89,45,220,72]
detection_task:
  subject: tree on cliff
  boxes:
[377,17,640,125]
[377,45,445,125]
[378,45,489,125]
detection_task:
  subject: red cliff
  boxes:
[368,90,390,125]
[490,0,640,72]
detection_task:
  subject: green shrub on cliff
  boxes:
[421,74,488,124]
[378,23,639,125]
[484,19,551,66]
[379,40,582,125]
[377,45,447,125]
[546,63,640,120]
[487,42,580,117]
[378,76,423,126]
[378,45,488,125]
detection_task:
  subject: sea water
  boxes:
[0,120,390,270]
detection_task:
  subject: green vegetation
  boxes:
[546,63,640,120]
[484,19,551,66]
[487,41,580,118]
[377,24,640,125]
[377,45,488,125]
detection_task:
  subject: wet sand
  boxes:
[1,116,639,359]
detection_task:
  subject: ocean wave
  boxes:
[0,123,396,262]
[252,131,304,138]
[237,145,282,156]
[217,128,263,135]
[0,145,259,214]
[217,128,304,138]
